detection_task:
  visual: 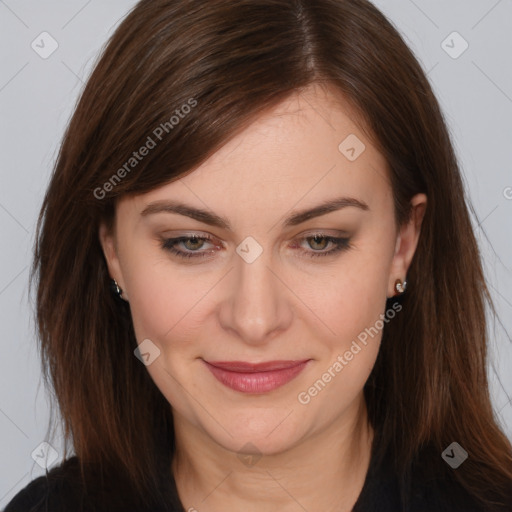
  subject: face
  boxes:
[100,83,426,457]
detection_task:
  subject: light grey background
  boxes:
[0,0,511,506]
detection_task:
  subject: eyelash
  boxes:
[160,233,351,260]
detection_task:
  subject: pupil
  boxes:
[187,237,202,249]
[311,236,327,250]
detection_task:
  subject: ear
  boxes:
[99,220,129,300]
[387,193,427,298]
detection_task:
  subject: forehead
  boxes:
[129,84,391,219]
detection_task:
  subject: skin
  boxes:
[100,83,427,511]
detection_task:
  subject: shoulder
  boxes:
[355,440,512,512]
[3,457,87,512]
[407,447,512,512]
[3,456,182,512]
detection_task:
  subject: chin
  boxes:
[201,408,307,456]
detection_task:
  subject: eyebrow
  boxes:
[140,196,369,230]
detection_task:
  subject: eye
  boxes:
[161,235,220,259]
[295,233,352,258]
[160,232,352,260]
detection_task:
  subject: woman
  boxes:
[4,0,512,511]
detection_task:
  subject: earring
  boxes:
[110,279,126,301]
[394,278,407,295]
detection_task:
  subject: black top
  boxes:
[3,440,511,512]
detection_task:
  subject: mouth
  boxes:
[202,359,311,394]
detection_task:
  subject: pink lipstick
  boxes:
[203,359,310,393]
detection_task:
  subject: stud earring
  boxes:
[110,279,127,301]
[394,278,407,295]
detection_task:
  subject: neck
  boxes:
[172,395,374,512]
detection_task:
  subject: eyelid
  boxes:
[300,228,350,238]
[161,233,219,250]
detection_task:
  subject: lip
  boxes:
[203,359,310,394]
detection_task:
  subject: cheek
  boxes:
[128,269,200,345]
[298,241,393,391]
[296,272,390,419]
[124,262,207,416]
[301,246,392,345]
[127,271,171,339]
[118,242,177,341]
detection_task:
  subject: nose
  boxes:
[218,248,292,346]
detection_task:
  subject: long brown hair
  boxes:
[32,0,512,508]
